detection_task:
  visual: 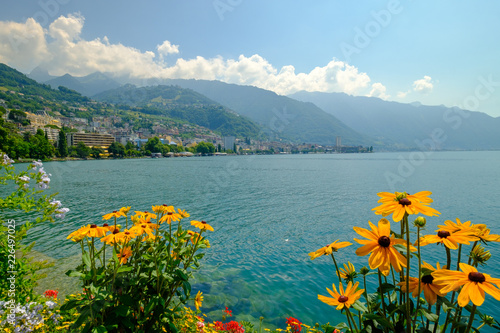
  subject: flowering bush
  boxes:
[310,191,500,333]
[61,205,212,332]
[0,153,68,308]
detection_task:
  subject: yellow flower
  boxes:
[102,210,125,220]
[372,191,440,222]
[419,229,478,250]
[119,206,131,215]
[398,262,447,305]
[353,218,415,276]
[433,263,500,307]
[194,291,203,310]
[178,208,190,218]
[113,229,138,244]
[308,240,352,260]
[117,246,132,264]
[318,281,364,310]
[134,211,157,219]
[337,262,357,282]
[101,229,123,245]
[438,218,476,233]
[69,224,108,239]
[191,220,214,232]
[469,244,492,265]
[159,211,182,224]
[67,229,85,242]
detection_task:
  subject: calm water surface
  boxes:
[20,151,500,329]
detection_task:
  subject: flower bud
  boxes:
[360,266,370,275]
[414,216,427,228]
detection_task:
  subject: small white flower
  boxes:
[50,200,62,207]
[19,175,30,182]
[45,301,56,309]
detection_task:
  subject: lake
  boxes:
[19,151,500,330]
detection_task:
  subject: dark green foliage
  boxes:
[144,137,164,154]
[108,141,125,158]
[58,130,68,157]
[196,141,215,154]
[75,142,91,159]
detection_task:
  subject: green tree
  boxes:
[145,137,164,154]
[90,147,104,159]
[108,141,125,158]
[58,129,68,157]
[28,129,55,160]
[196,141,215,155]
[75,142,91,159]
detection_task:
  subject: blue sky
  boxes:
[1,0,499,116]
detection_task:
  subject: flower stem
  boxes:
[414,226,422,332]
[331,253,342,284]
[363,274,371,314]
[378,269,389,333]
[404,214,411,333]
[346,308,359,333]
[464,305,477,333]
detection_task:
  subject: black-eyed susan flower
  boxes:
[113,229,138,244]
[71,224,108,238]
[130,222,156,238]
[195,291,203,310]
[101,229,122,245]
[191,220,214,232]
[353,218,415,276]
[102,210,125,220]
[160,211,182,224]
[372,191,440,222]
[119,206,131,216]
[134,211,157,220]
[438,218,476,233]
[398,262,447,305]
[117,246,132,264]
[178,208,190,218]
[419,229,478,250]
[337,262,357,282]
[308,240,352,260]
[433,263,500,307]
[469,244,492,266]
[318,281,364,310]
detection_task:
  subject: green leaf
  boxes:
[82,251,91,268]
[364,313,394,329]
[182,281,191,296]
[114,304,129,317]
[92,326,108,333]
[352,300,368,313]
[174,269,188,281]
[117,265,134,273]
[59,299,80,311]
[419,308,439,322]
[66,270,84,278]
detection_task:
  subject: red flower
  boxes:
[286,317,302,333]
[214,320,244,333]
[224,307,233,317]
[44,290,58,298]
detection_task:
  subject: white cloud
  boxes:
[0,14,379,97]
[367,82,390,100]
[157,40,179,57]
[397,90,410,99]
[413,75,433,94]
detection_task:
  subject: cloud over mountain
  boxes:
[0,13,385,97]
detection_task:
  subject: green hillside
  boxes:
[94,84,263,139]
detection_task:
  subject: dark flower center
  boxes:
[468,272,486,283]
[399,198,411,206]
[202,221,207,224]
[378,236,391,247]
[90,224,97,228]
[167,212,173,215]
[125,232,130,235]
[421,275,434,284]
[113,229,120,234]
[437,230,451,238]
[338,295,348,303]
[103,223,109,227]
[113,210,117,213]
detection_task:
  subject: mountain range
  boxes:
[24,66,500,150]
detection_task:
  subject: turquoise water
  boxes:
[19,151,500,329]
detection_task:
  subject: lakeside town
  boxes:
[0,87,372,159]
